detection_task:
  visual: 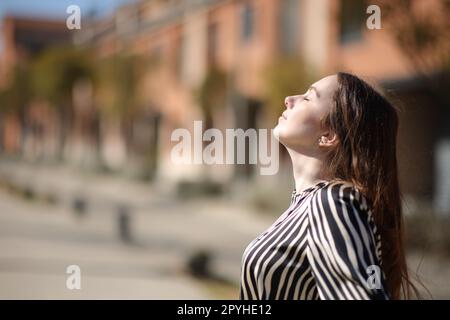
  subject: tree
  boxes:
[196,67,228,131]
[95,52,150,149]
[94,52,161,178]
[32,45,94,160]
[378,0,450,213]
[0,63,33,153]
[379,0,450,109]
[262,56,316,123]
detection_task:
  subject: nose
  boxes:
[284,96,293,108]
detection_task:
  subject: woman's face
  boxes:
[274,74,338,156]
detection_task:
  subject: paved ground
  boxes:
[0,190,213,299]
[0,158,448,299]
[0,159,273,299]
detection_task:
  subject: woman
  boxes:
[240,72,417,300]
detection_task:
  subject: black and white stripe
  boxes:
[239,180,389,300]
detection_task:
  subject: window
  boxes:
[207,23,218,66]
[176,35,184,80]
[279,0,299,54]
[339,0,366,44]
[240,2,254,42]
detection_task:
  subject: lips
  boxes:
[281,112,288,120]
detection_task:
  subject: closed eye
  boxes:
[303,89,311,101]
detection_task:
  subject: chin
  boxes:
[273,125,283,142]
[273,126,288,145]
[273,126,279,140]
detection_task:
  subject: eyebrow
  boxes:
[308,86,320,98]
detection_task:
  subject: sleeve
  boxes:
[306,182,390,300]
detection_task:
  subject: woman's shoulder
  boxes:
[308,179,372,216]
[314,178,359,190]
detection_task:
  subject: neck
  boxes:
[287,148,326,192]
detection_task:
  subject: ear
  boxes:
[318,132,339,148]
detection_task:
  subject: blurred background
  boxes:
[0,0,449,299]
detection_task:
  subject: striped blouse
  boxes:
[239,180,389,300]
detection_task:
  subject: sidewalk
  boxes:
[0,158,275,299]
[1,158,449,299]
[0,190,211,299]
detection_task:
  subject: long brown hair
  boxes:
[320,72,419,299]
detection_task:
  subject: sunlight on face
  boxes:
[273,74,338,156]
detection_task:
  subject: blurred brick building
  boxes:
[75,0,447,205]
[1,0,448,211]
[73,0,347,182]
[0,15,70,156]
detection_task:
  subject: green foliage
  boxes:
[196,67,228,117]
[95,52,149,119]
[262,56,315,121]
[0,64,32,115]
[31,45,94,107]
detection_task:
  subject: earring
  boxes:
[319,137,326,144]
